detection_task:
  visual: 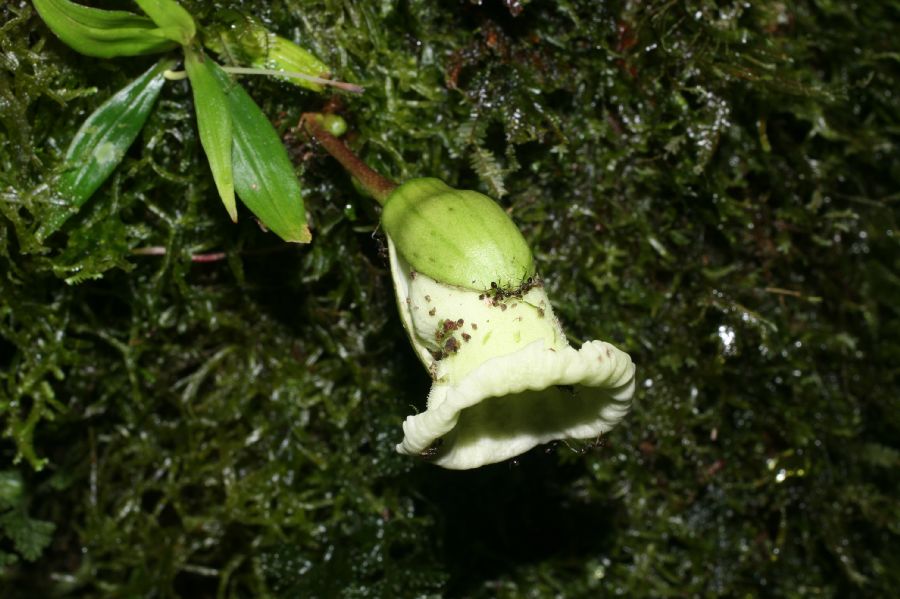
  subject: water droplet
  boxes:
[717,324,736,355]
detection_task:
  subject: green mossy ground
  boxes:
[1,0,898,596]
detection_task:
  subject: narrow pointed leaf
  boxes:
[209,63,310,243]
[32,0,177,58]
[133,0,196,45]
[38,58,174,240]
[184,50,236,222]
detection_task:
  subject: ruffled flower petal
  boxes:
[389,239,637,469]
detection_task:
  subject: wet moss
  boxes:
[0,0,898,596]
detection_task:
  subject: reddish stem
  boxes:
[301,113,397,205]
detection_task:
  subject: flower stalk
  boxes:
[301,113,397,205]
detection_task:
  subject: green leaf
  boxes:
[209,63,310,243]
[266,34,331,92]
[133,0,196,45]
[38,58,174,240]
[185,49,236,222]
[0,510,55,562]
[32,0,178,58]
[203,12,331,92]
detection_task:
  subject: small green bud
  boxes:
[317,114,347,138]
[381,178,535,291]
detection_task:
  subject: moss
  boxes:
[1,0,898,596]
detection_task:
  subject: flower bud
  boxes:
[382,178,535,291]
[384,179,636,469]
[203,12,330,91]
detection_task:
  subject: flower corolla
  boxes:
[383,178,636,469]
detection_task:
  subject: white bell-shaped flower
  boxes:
[383,178,636,469]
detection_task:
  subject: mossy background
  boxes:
[1,0,899,596]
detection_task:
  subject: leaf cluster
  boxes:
[32,0,329,242]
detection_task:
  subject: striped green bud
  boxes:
[382,178,535,291]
